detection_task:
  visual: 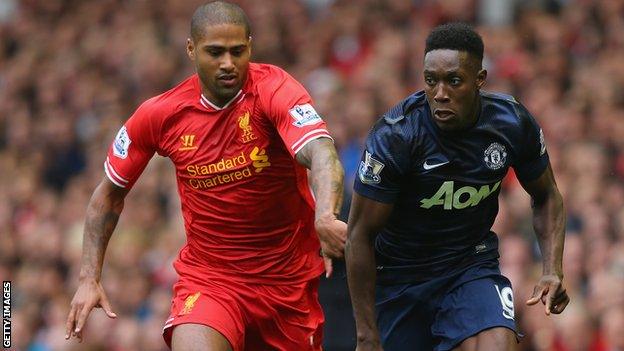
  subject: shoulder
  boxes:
[137,75,199,121]
[249,63,303,92]
[371,90,427,140]
[250,62,292,80]
[480,91,533,124]
[363,93,427,172]
[480,91,518,105]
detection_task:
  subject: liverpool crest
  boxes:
[238,112,257,143]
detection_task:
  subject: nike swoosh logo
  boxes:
[423,160,449,170]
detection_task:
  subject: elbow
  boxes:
[345,233,364,263]
[89,181,127,215]
[532,186,563,209]
[551,187,564,213]
[345,229,357,259]
[111,197,125,214]
[345,227,376,254]
[336,159,345,180]
[345,237,353,257]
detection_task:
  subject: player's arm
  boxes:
[260,67,346,273]
[346,193,393,350]
[296,138,347,265]
[66,177,128,341]
[520,164,569,315]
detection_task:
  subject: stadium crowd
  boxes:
[1,0,623,350]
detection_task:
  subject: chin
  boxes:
[217,87,239,99]
[436,121,463,132]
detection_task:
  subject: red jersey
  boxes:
[105,63,331,284]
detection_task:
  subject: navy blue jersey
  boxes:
[354,90,549,284]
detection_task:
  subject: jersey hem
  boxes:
[104,158,129,188]
[353,184,397,204]
[291,129,332,154]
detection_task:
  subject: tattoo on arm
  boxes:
[80,181,126,281]
[296,138,344,219]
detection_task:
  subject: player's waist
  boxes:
[375,233,500,285]
[174,243,324,284]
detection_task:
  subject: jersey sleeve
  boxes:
[353,119,410,203]
[513,103,549,183]
[259,69,332,156]
[104,99,160,189]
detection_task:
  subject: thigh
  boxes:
[375,283,436,351]
[452,327,516,351]
[171,323,233,351]
[163,279,246,350]
[432,274,518,351]
[245,278,324,351]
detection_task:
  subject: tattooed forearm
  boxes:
[80,211,120,280]
[296,138,344,220]
[79,179,127,282]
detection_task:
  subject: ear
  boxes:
[248,36,253,56]
[187,38,195,61]
[476,69,487,90]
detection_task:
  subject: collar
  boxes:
[199,90,245,111]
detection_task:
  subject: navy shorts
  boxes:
[375,259,518,351]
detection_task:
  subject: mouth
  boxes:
[217,74,238,88]
[433,109,455,121]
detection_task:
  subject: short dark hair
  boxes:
[190,1,251,41]
[425,23,484,63]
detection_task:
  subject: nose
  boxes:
[220,53,235,71]
[433,83,450,103]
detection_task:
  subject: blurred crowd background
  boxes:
[1,0,624,350]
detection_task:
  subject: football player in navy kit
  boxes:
[346,23,569,351]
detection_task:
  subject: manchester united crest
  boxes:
[484,142,507,170]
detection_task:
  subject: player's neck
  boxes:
[464,95,481,129]
[201,90,243,110]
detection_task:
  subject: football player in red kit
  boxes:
[65,2,346,350]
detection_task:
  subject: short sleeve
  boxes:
[104,100,159,189]
[513,103,549,183]
[353,120,409,203]
[259,68,332,156]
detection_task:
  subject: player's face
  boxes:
[187,23,251,106]
[423,49,486,131]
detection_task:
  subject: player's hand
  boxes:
[526,274,570,315]
[322,255,334,278]
[315,216,347,278]
[315,216,347,259]
[66,278,117,342]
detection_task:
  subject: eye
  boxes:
[206,48,223,57]
[424,77,436,86]
[231,47,246,57]
[450,77,462,86]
